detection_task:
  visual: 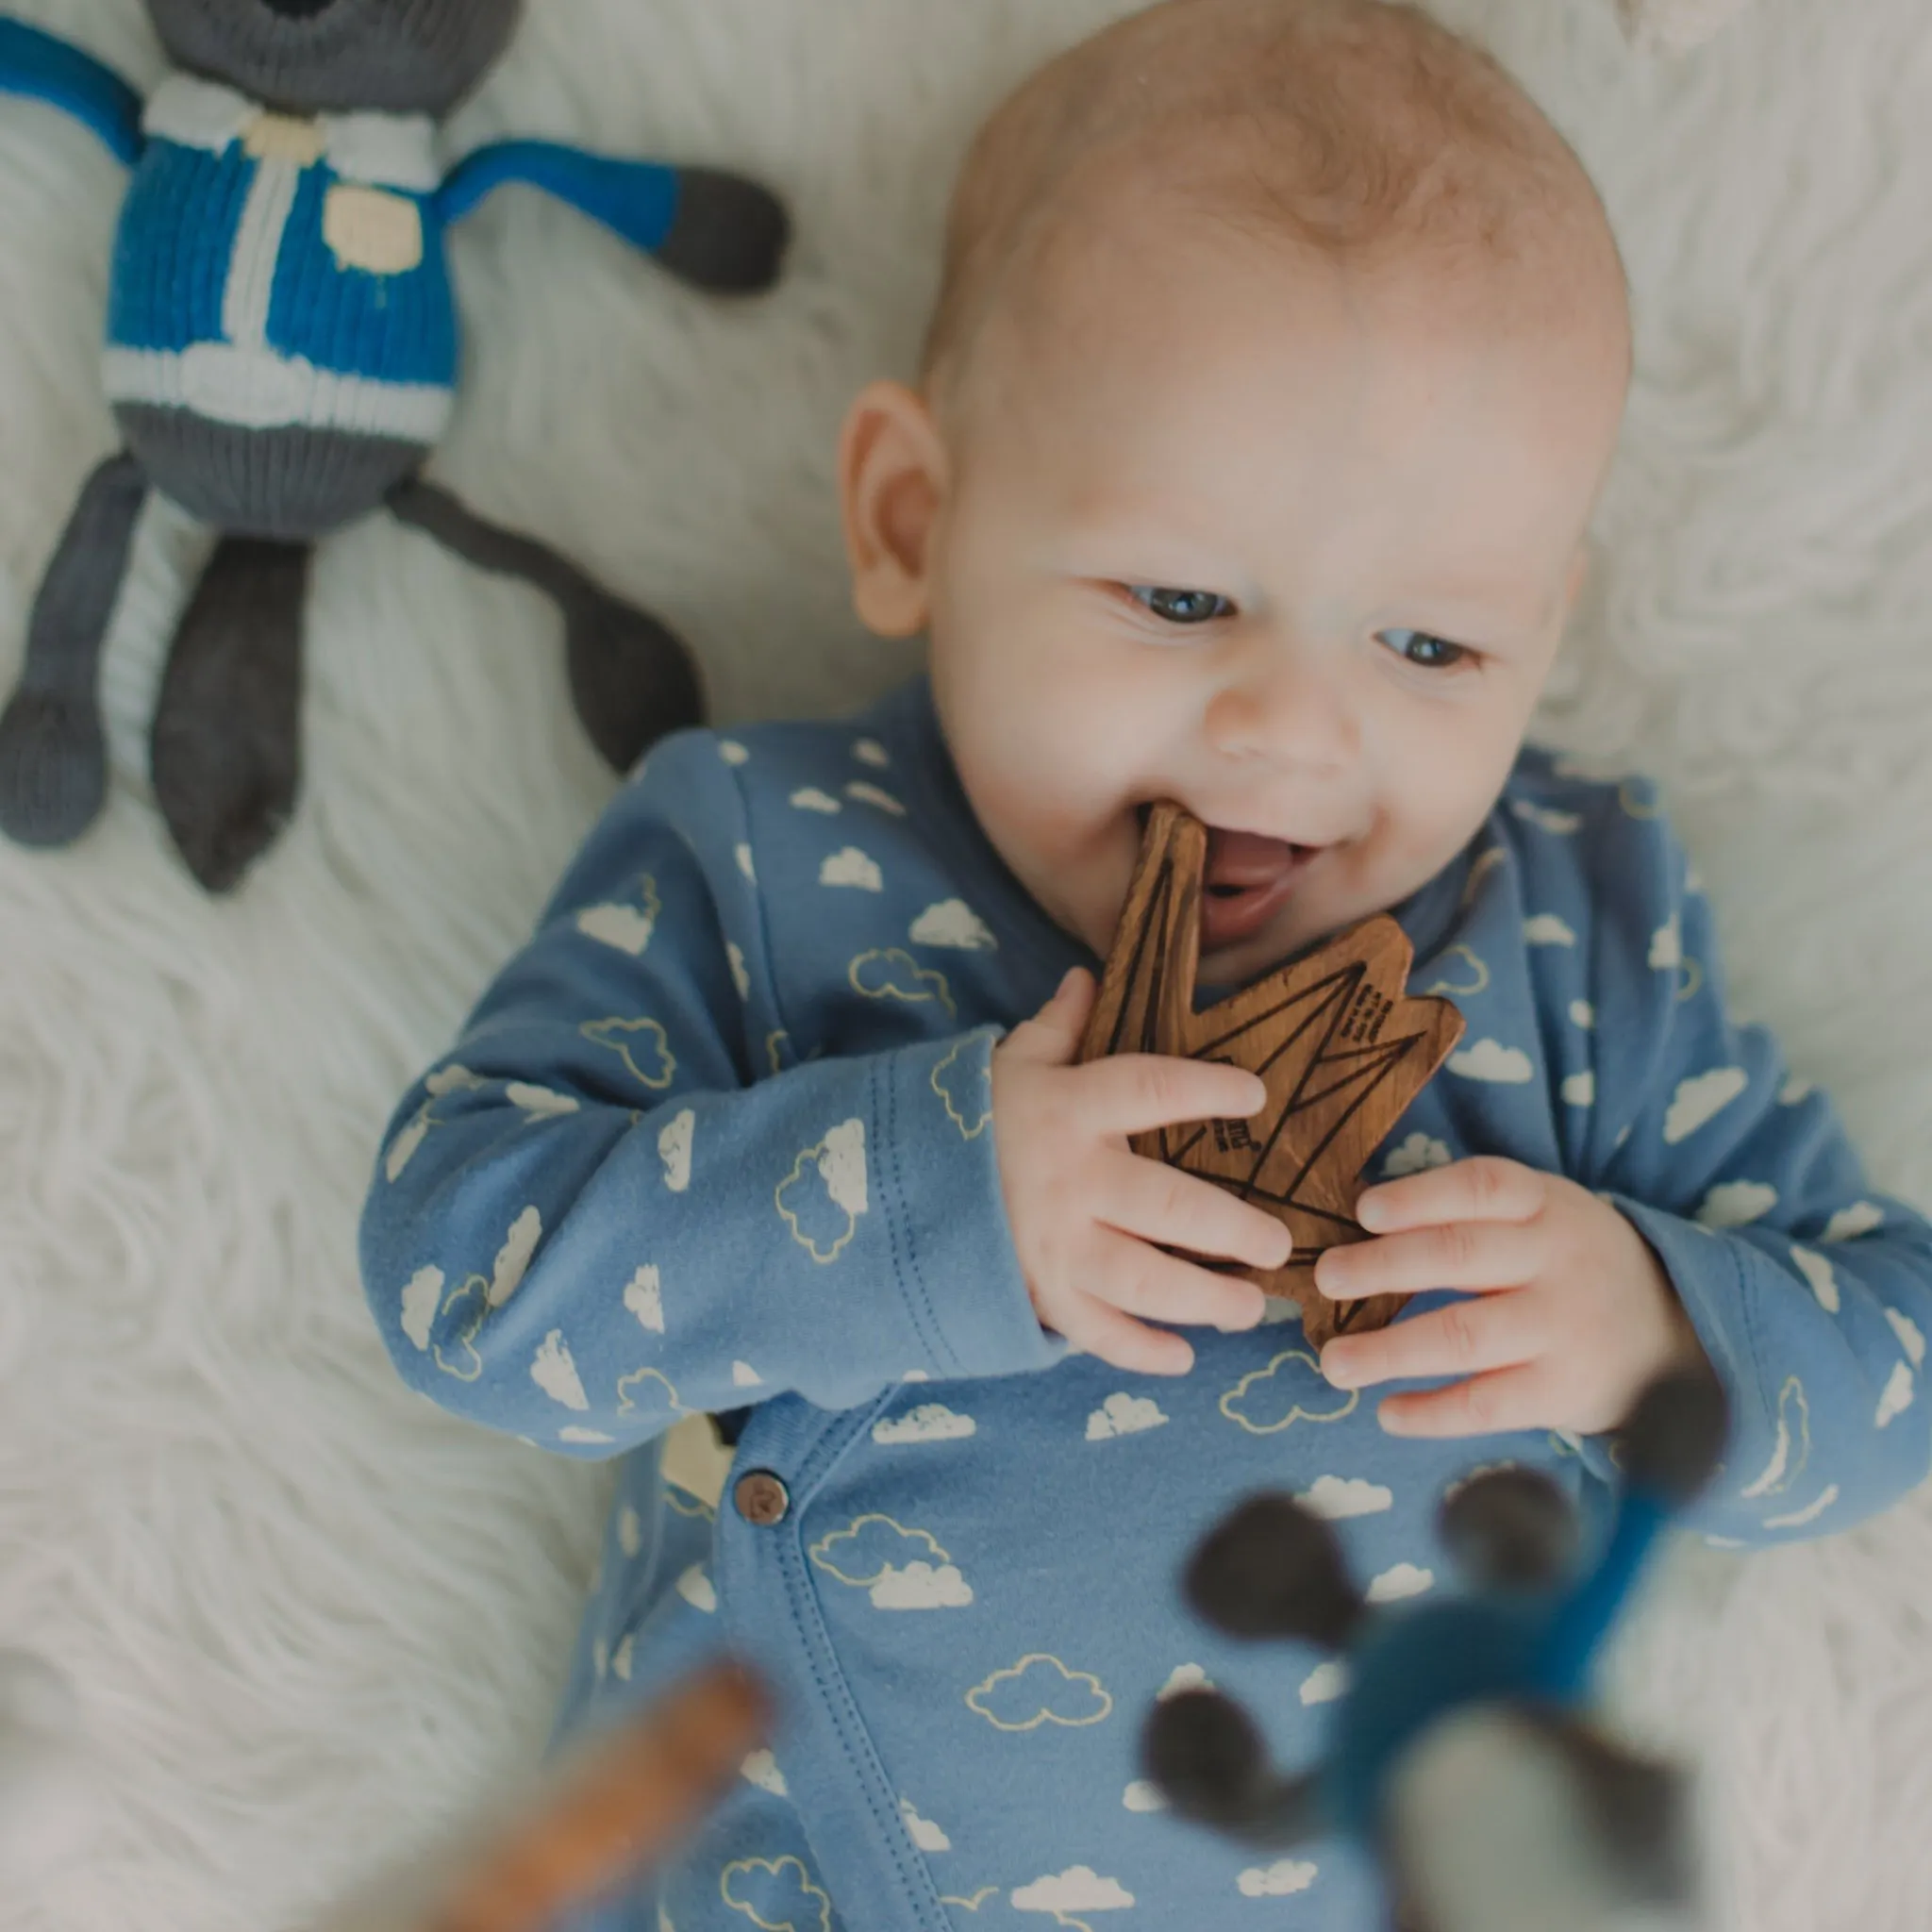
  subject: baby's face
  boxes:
[855,204,1627,986]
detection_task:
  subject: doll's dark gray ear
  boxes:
[1437,1467,1578,1593]
[146,0,522,117]
[1140,1690,1323,1849]
[1616,1366,1728,1506]
[1184,1492,1364,1646]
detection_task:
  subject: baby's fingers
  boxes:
[1097,1150,1291,1274]
[1079,1052,1268,1139]
[1049,1292,1196,1377]
[1375,1364,1554,1439]
[1091,1227,1268,1335]
[1321,1289,1544,1391]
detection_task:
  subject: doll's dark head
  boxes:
[144,0,522,117]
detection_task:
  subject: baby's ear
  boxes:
[838,381,945,639]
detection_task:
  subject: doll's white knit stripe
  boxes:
[102,343,455,441]
[322,112,440,193]
[223,157,302,350]
[142,73,441,192]
[141,74,252,154]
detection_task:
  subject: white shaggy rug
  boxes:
[4,0,1931,1927]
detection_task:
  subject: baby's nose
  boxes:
[1205,653,1357,771]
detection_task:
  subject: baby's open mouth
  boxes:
[1201,824,1314,951]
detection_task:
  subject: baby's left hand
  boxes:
[1314,1157,1707,1439]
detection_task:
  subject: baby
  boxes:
[359,2,1932,1927]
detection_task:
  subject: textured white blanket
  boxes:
[3,1,1928,1928]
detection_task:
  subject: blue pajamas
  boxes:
[361,674,1932,1932]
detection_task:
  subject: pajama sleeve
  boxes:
[1579,802,1932,1543]
[357,731,1059,1459]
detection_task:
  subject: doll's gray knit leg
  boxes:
[0,452,148,849]
[388,477,705,772]
[151,537,308,894]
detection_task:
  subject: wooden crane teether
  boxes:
[1076,803,1466,1346]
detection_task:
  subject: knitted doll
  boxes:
[0,5,788,891]
[1143,1366,1728,1932]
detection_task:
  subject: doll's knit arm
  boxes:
[1576,813,1932,1544]
[358,731,1058,1460]
[0,19,142,166]
[436,142,787,293]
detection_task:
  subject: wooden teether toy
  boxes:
[1076,803,1465,1345]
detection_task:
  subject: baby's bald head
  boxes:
[922,0,1629,406]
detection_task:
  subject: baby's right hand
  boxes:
[991,967,1290,1375]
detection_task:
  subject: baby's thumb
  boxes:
[1003,968,1097,1066]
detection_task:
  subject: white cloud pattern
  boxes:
[1449,1039,1534,1084]
[899,1798,950,1851]
[1649,914,1682,970]
[1384,1133,1451,1176]
[871,1561,973,1609]
[1886,1307,1925,1366]
[1663,1067,1748,1144]
[1158,1663,1212,1699]
[1239,1860,1318,1897]
[576,903,656,955]
[1010,1868,1134,1914]
[491,1206,541,1307]
[400,1265,441,1350]
[909,899,996,949]
[1790,1246,1839,1313]
[625,1264,664,1332]
[508,1083,579,1120]
[1876,1361,1915,1429]
[1696,1181,1778,1228]
[1300,1661,1349,1705]
[1086,1392,1169,1441]
[1365,1562,1434,1603]
[530,1329,588,1410]
[1297,1475,1392,1519]
[658,1108,694,1192]
[820,847,883,891]
[1824,1201,1884,1241]
[873,1404,976,1444]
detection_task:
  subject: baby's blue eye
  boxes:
[1379,627,1469,670]
[1128,586,1236,625]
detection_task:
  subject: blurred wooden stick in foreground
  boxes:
[307,1659,768,1932]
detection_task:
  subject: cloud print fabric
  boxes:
[360,675,1932,1931]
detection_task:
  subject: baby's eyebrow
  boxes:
[1400,577,1560,637]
